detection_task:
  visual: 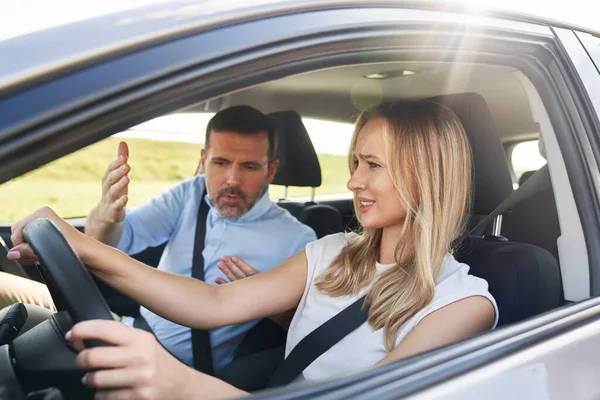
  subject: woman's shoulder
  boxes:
[305,231,359,272]
[435,254,488,292]
[396,255,499,342]
[430,254,499,326]
[306,231,359,254]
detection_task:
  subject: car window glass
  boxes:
[511,140,547,184]
[577,32,600,75]
[270,118,352,200]
[0,114,205,223]
[0,113,353,223]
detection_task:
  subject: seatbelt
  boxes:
[268,294,369,387]
[465,164,550,238]
[191,189,214,375]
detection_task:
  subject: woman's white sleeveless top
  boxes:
[285,232,498,381]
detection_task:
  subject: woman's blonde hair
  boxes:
[316,100,472,351]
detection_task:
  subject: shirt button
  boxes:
[217,218,223,223]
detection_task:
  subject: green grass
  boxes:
[0,137,350,223]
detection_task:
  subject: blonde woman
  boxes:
[9,100,497,399]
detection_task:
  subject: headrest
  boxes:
[519,170,536,187]
[427,93,513,215]
[269,111,322,187]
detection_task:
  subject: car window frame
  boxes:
[2,6,600,399]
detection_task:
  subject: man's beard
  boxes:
[210,186,258,219]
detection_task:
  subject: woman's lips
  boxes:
[359,199,374,213]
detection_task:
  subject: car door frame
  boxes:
[2,5,600,398]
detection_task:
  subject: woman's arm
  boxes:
[215,256,296,330]
[376,296,495,365]
[9,207,308,330]
[85,244,308,329]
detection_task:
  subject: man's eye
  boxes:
[213,160,226,166]
[245,165,259,171]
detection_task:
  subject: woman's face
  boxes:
[347,117,408,230]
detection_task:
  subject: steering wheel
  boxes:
[23,218,113,346]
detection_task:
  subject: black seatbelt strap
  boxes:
[191,189,214,375]
[133,315,152,332]
[465,164,550,238]
[268,294,369,387]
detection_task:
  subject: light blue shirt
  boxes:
[119,175,316,373]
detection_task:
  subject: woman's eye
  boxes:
[368,162,380,169]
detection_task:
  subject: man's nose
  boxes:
[226,166,242,186]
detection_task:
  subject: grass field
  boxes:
[0,137,350,223]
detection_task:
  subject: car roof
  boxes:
[0,0,598,96]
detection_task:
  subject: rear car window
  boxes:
[510,140,547,185]
[271,118,352,200]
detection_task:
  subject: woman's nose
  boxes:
[347,169,366,192]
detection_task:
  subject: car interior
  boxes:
[101,61,566,317]
[0,59,581,397]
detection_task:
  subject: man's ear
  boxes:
[199,149,207,174]
[267,159,280,183]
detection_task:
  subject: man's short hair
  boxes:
[205,105,278,160]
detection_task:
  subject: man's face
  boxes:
[201,130,279,219]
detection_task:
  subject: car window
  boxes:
[270,118,353,200]
[0,114,206,223]
[510,140,547,185]
[0,113,353,223]
[576,32,600,79]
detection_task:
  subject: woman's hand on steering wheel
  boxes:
[68,320,224,400]
[8,206,85,263]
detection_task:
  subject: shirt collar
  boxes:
[201,175,273,223]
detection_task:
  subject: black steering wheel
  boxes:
[23,218,113,346]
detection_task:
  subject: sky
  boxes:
[0,0,598,41]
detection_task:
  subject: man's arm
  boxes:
[86,141,196,255]
[84,142,129,247]
[85,206,125,248]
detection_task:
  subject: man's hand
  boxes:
[85,142,130,247]
[98,141,130,224]
[215,256,259,285]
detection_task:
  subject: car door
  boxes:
[553,28,600,294]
